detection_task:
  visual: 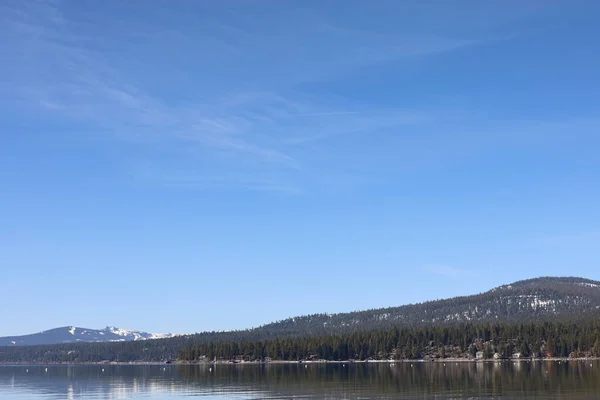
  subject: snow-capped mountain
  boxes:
[0,326,178,346]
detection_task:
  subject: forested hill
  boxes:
[1,277,600,363]
[180,319,600,362]
[253,277,600,336]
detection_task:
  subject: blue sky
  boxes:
[1,0,599,337]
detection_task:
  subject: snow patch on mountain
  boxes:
[0,326,180,346]
[148,333,176,339]
[107,326,136,337]
[578,282,600,289]
[105,326,176,341]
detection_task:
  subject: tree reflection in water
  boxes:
[0,362,599,399]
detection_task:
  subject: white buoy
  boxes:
[45,368,48,372]
[101,369,104,372]
[25,369,28,373]
[209,367,212,372]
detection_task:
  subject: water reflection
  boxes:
[0,361,599,399]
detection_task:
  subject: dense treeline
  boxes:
[2,318,600,363]
[0,336,187,363]
[0,331,278,363]
[0,323,344,363]
[180,320,600,362]
[0,325,342,363]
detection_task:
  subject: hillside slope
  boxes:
[253,277,600,336]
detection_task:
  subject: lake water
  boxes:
[1,361,600,399]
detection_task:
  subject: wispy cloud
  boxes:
[2,0,557,193]
[129,161,303,195]
[298,112,360,117]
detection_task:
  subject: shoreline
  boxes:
[1,357,599,366]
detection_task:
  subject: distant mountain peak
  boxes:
[490,276,600,293]
[0,325,178,347]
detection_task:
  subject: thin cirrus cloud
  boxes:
[1,0,526,192]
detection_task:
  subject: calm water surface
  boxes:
[1,361,600,399]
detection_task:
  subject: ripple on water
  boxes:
[1,362,600,399]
